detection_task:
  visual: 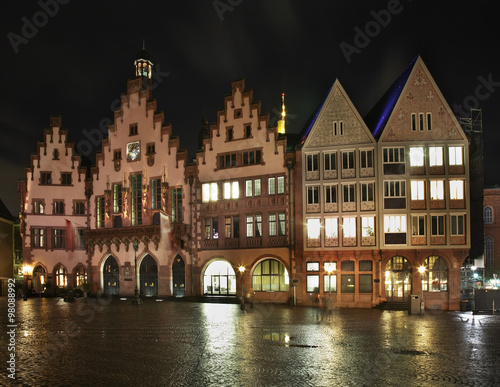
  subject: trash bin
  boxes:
[409,295,421,314]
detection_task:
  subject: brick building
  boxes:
[483,186,500,279]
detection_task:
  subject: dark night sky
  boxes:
[1,0,499,217]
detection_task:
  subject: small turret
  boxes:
[134,41,153,79]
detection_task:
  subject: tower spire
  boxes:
[277,92,286,134]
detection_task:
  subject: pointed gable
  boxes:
[376,57,467,142]
[301,80,374,148]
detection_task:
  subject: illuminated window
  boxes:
[429,147,443,166]
[422,256,448,292]
[171,187,183,222]
[32,228,45,248]
[411,180,425,200]
[269,213,285,236]
[484,206,493,224]
[343,217,356,238]
[449,146,463,166]
[449,180,464,200]
[409,147,424,167]
[55,265,67,287]
[430,180,444,200]
[223,181,239,200]
[324,273,337,293]
[96,197,105,228]
[431,215,445,236]
[113,184,123,213]
[224,216,239,238]
[384,215,406,233]
[246,215,261,237]
[41,172,52,185]
[307,218,321,239]
[33,200,44,214]
[268,177,276,195]
[277,176,285,194]
[202,182,218,202]
[204,218,218,239]
[412,215,425,236]
[75,265,87,287]
[325,218,338,238]
[361,217,375,237]
[253,259,289,292]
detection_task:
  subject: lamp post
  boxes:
[325,262,335,311]
[418,266,425,314]
[131,240,142,305]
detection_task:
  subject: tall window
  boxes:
[307,186,319,205]
[151,179,161,210]
[32,228,45,248]
[55,265,67,287]
[449,146,463,166]
[246,215,261,237]
[361,182,374,202]
[53,200,64,215]
[61,172,72,185]
[431,215,445,236]
[253,259,289,292]
[449,180,464,200]
[422,256,448,291]
[325,185,337,204]
[204,218,218,239]
[429,147,443,166]
[268,177,276,195]
[75,265,87,287]
[74,201,85,215]
[412,215,425,236]
[245,179,261,197]
[343,184,355,203]
[277,176,285,194]
[307,218,321,239]
[171,188,183,222]
[361,217,375,237]
[269,213,285,236]
[33,200,44,214]
[343,217,356,238]
[306,262,320,292]
[53,229,65,249]
[383,147,405,174]
[430,180,444,200]
[113,183,122,213]
[485,237,494,269]
[342,151,355,170]
[451,214,465,236]
[325,218,338,239]
[225,216,239,238]
[359,260,373,293]
[384,215,406,233]
[96,197,105,228]
[306,154,319,172]
[324,152,337,172]
[360,149,373,168]
[223,181,239,200]
[409,147,424,167]
[202,182,218,203]
[411,180,425,200]
[484,206,493,224]
[333,121,344,136]
[131,174,142,226]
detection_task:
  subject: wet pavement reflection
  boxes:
[1,297,499,386]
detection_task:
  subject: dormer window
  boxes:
[129,124,138,136]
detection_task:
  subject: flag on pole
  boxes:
[66,219,82,252]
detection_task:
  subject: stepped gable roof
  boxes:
[364,56,418,139]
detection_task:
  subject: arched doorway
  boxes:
[385,256,412,302]
[103,256,119,295]
[172,255,185,297]
[33,265,46,293]
[203,260,236,296]
[140,255,158,297]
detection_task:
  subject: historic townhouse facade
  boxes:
[193,80,295,303]
[18,118,88,293]
[484,187,500,279]
[18,53,472,309]
[297,80,378,307]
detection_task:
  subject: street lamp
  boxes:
[418,266,426,313]
[325,263,335,301]
[239,266,245,301]
[131,240,142,305]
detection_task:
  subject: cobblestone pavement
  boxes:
[1,296,499,387]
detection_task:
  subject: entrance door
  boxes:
[140,255,158,297]
[203,260,236,295]
[385,256,412,302]
[172,255,185,297]
[103,256,119,295]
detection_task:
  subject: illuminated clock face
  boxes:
[127,142,140,161]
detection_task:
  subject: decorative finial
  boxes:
[142,39,146,50]
[277,92,286,134]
